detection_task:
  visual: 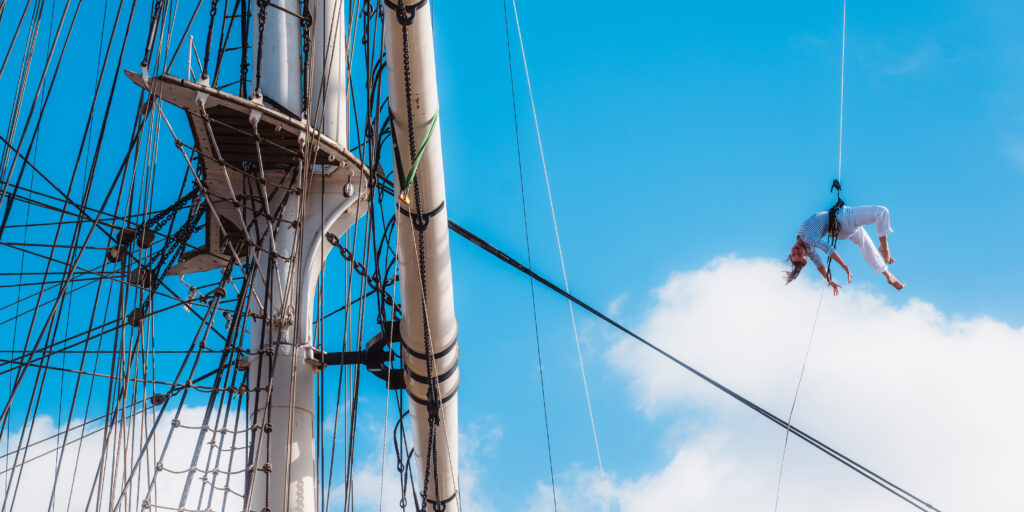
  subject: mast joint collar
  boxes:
[383,0,427,26]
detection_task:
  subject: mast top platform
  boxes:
[125,70,367,177]
[124,70,372,275]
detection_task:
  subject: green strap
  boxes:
[399,109,439,190]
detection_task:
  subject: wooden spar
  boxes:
[383,1,461,509]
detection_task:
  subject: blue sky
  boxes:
[0,0,1021,510]
[426,0,1023,509]
[436,0,1024,322]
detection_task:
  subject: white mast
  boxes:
[124,1,367,510]
[245,1,357,511]
[383,1,461,509]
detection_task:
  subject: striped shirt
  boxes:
[797,212,836,268]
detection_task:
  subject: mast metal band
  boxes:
[397,200,445,232]
[401,332,457,361]
[425,492,459,507]
[381,0,427,26]
[404,354,459,385]
[406,383,459,407]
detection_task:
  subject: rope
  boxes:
[508,2,611,509]
[503,0,557,509]
[837,0,847,182]
[773,285,826,511]
[777,3,848,508]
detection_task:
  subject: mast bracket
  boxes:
[318,321,405,389]
[397,201,445,232]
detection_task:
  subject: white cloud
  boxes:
[540,255,1024,511]
[11,256,1021,511]
[1,405,245,512]
[607,294,628,317]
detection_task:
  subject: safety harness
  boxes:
[825,179,844,280]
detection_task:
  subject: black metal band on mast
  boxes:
[447,219,941,512]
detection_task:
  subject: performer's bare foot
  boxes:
[883,271,904,291]
[878,236,895,264]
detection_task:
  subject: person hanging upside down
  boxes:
[785,205,904,295]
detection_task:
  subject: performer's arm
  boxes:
[816,264,842,296]
[830,252,852,283]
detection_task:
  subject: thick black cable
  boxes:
[447,220,941,512]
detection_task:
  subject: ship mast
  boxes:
[247,0,461,509]
[382,1,462,509]
[244,1,356,511]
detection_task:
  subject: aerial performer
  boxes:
[786,205,904,295]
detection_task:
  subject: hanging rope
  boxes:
[775,2,848,510]
[837,0,847,183]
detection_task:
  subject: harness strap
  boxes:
[827,197,844,238]
[825,179,843,280]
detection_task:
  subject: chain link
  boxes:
[255,0,268,95]
[301,1,312,112]
[325,233,398,306]
[144,186,202,233]
[202,0,219,79]
[147,196,205,275]
[141,0,166,69]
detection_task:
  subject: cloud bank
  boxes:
[8,256,1020,511]
[574,255,1023,511]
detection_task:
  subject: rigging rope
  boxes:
[773,284,827,512]
[503,0,557,509]
[776,2,848,508]
[507,2,611,509]
[837,0,847,182]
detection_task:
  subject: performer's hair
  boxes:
[784,257,806,285]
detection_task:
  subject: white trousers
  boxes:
[836,206,894,274]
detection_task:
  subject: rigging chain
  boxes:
[386,0,457,508]
[202,0,219,79]
[255,0,267,95]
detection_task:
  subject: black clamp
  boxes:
[398,200,445,232]
[427,396,441,422]
[319,321,405,390]
[383,0,427,26]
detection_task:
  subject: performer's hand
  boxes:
[844,267,853,284]
[828,280,841,296]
